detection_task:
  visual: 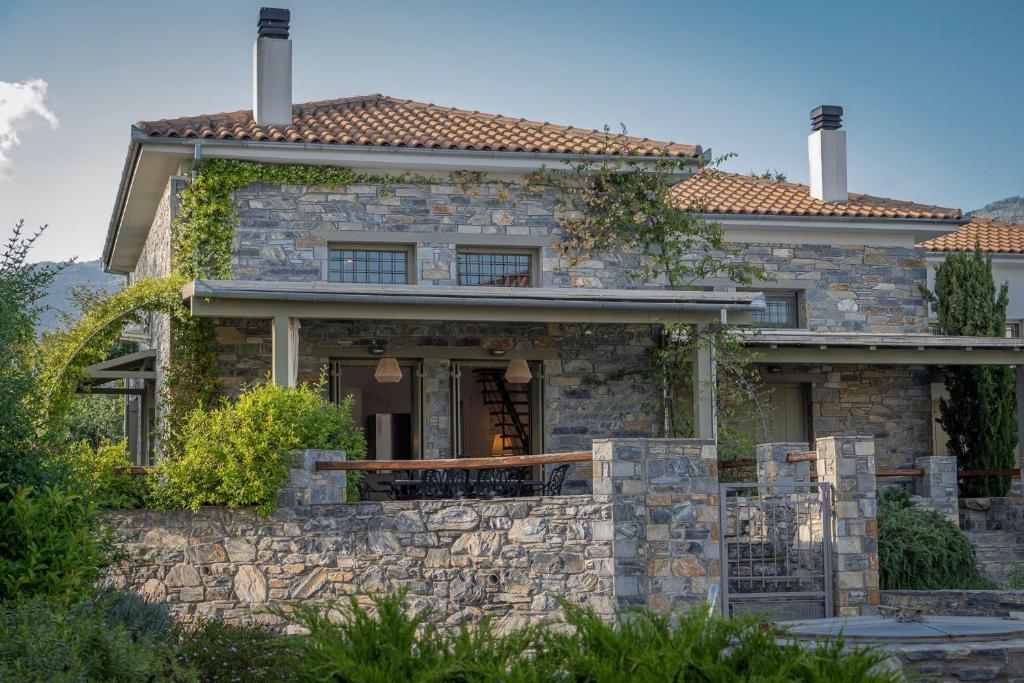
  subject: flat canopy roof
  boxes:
[184,280,763,325]
[747,330,1024,365]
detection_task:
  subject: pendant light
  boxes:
[504,357,532,385]
[374,340,403,383]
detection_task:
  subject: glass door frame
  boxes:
[329,358,424,460]
[450,359,545,459]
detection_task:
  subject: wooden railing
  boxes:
[314,451,592,472]
[717,458,754,471]
[958,468,1021,479]
[875,467,924,478]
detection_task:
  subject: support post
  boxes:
[1016,365,1024,495]
[815,435,879,617]
[693,327,717,440]
[756,442,812,485]
[914,455,958,523]
[271,316,299,387]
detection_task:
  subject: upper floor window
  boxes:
[1007,321,1021,338]
[329,248,409,284]
[754,292,800,329]
[457,250,532,287]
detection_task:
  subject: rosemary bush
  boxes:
[878,487,994,590]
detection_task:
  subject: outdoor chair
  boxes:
[422,468,470,499]
[473,467,525,498]
[526,463,569,496]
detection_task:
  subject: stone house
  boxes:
[96,9,1023,482]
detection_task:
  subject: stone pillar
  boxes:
[276,449,347,507]
[915,455,958,523]
[592,438,719,612]
[815,435,879,616]
[756,442,812,485]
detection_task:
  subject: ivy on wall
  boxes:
[163,160,440,437]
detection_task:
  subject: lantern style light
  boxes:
[504,357,532,384]
[374,356,403,383]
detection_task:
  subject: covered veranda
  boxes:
[181,280,763,495]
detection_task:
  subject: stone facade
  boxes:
[960,495,1024,584]
[592,438,720,611]
[764,363,933,470]
[719,243,930,334]
[755,441,812,484]
[815,435,880,616]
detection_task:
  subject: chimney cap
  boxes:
[258,7,290,39]
[810,105,843,132]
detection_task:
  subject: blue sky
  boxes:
[1,0,1022,262]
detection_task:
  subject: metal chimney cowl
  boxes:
[253,7,292,127]
[807,105,847,203]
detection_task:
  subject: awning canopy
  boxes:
[747,330,1024,365]
[183,280,764,325]
[79,349,157,389]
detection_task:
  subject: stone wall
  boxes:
[105,438,723,630]
[718,243,930,334]
[882,590,1024,618]
[106,494,616,632]
[960,496,1024,584]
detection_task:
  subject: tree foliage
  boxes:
[923,247,1017,496]
[0,221,64,487]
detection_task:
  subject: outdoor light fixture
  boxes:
[374,356,403,383]
[488,348,507,357]
[504,357,532,385]
[367,339,386,355]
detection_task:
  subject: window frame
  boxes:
[752,290,803,329]
[326,244,416,285]
[455,247,538,288]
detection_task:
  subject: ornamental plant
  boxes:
[922,246,1018,496]
[156,378,365,514]
[60,440,153,509]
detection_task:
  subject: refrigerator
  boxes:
[365,413,411,461]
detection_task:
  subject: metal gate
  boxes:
[719,482,834,620]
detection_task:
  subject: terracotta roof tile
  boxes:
[135,94,700,158]
[668,171,961,221]
[918,217,1024,254]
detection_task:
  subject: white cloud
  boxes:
[0,79,59,172]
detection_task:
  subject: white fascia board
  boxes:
[714,215,964,248]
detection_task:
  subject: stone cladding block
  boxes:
[815,435,880,616]
[276,449,346,507]
[913,455,958,523]
[756,442,812,485]
[592,438,720,612]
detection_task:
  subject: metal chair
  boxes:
[473,467,524,498]
[422,469,470,499]
[538,464,569,496]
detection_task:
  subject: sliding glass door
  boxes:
[329,360,422,460]
[451,361,543,458]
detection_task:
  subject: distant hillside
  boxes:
[35,259,122,332]
[969,196,1024,224]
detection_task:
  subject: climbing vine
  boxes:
[534,139,773,458]
[35,274,186,423]
[163,160,443,437]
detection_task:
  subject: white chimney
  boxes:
[253,8,292,127]
[807,105,847,203]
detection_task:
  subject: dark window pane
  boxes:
[328,249,408,284]
[458,252,531,287]
[753,293,799,328]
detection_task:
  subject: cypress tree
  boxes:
[925,247,1017,496]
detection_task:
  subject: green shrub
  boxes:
[61,440,153,509]
[0,597,194,682]
[284,592,897,683]
[156,379,365,514]
[0,484,114,604]
[175,619,303,682]
[878,487,995,590]
[1008,564,1024,589]
[92,587,175,640]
